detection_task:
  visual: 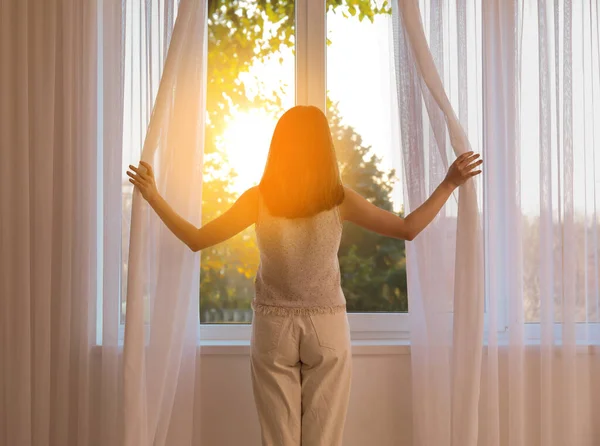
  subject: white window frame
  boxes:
[107,0,411,346]
[102,0,600,349]
[197,313,410,343]
[116,312,410,345]
[185,0,589,347]
[294,0,410,342]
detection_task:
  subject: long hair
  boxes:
[258,105,345,218]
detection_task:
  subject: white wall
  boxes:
[91,345,600,446]
[193,345,600,446]
[195,346,413,446]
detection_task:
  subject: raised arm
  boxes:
[186,186,258,251]
[340,152,482,241]
[127,161,258,252]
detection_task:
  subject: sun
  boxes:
[220,109,275,195]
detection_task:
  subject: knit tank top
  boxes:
[251,191,347,316]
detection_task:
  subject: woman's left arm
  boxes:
[127,161,258,252]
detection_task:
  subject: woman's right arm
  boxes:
[340,152,482,241]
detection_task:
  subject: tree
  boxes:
[198,0,404,320]
[199,98,408,317]
[328,99,407,312]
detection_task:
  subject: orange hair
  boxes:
[259,105,345,218]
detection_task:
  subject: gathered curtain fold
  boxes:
[393,1,484,445]
[393,1,600,445]
[120,1,207,445]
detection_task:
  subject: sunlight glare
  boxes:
[221,110,275,194]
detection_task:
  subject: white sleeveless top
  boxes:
[251,192,347,316]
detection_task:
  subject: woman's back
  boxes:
[251,191,347,316]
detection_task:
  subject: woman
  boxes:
[126,105,482,446]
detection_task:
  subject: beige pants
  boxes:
[250,311,352,446]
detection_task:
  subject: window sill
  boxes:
[104,320,600,356]
[93,339,412,355]
[93,339,600,357]
[197,339,412,356]
[193,340,599,356]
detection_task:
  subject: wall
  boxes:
[196,345,413,446]
[91,344,600,446]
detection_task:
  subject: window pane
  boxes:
[120,1,182,325]
[520,1,600,323]
[200,1,295,324]
[326,1,408,313]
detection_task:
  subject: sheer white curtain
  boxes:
[393,0,600,445]
[393,0,484,445]
[483,0,598,444]
[0,1,99,445]
[99,2,127,445]
[113,0,207,445]
[1,0,205,444]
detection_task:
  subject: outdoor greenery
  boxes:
[199,0,407,321]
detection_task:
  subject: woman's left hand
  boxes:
[126,161,159,204]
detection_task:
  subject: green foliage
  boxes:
[205,0,389,134]
[326,0,391,20]
[327,100,407,313]
[199,0,405,319]
[199,99,408,316]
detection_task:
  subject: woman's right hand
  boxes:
[443,151,483,189]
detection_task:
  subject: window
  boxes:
[199,0,295,325]
[197,0,407,328]
[117,0,408,339]
[120,0,184,325]
[112,0,600,347]
[326,1,408,315]
[116,0,529,343]
[519,0,600,326]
